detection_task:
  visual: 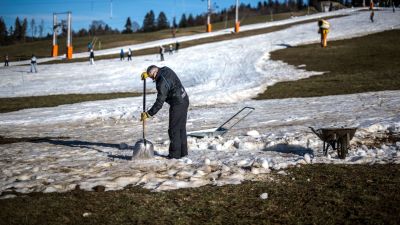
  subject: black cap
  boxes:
[146,65,158,74]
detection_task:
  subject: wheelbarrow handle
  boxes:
[309,127,323,140]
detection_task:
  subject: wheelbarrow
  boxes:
[309,127,357,159]
[188,107,255,138]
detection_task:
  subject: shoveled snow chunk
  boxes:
[260,193,268,199]
[83,212,92,217]
[246,130,260,137]
[304,153,311,164]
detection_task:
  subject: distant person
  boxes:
[318,19,330,48]
[127,48,132,61]
[370,10,375,23]
[4,54,9,67]
[30,54,38,73]
[159,45,165,61]
[393,2,396,12]
[89,49,95,65]
[169,44,174,55]
[87,42,92,51]
[175,41,180,53]
[120,49,125,61]
[171,27,176,38]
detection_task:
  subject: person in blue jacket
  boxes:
[120,49,124,61]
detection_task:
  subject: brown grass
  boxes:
[255,29,400,99]
[1,164,399,225]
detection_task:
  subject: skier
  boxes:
[120,49,124,61]
[140,65,189,159]
[159,45,165,61]
[89,49,95,65]
[87,42,92,52]
[127,48,132,61]
[169,44,174,55]
[175,41,180,53]
[370,9,375,23]
[4,54,9,67]
[318,19,330,48]
[30,54,38,73]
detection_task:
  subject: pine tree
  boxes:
[172,17,178,28]
[179,14,187,28]
[268,0,273,7]
[297,0,304,10]
[142,10,156,32]
[157,11,169,30]
[21,18,28,41]
[14,17,22,40]
[187,14,195,27]
[124,17,133,33]
[0,17,7,44]
[258,1,263,10]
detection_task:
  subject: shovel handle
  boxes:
[143,78,146,140]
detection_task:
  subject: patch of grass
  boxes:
[1,9,318,62]
[256,29,400,99]
[0,164,399,224]
[0,92,141,113]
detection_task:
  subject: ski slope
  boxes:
[4,8,360,67]
[0,9,399,197]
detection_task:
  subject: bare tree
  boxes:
[30,18,35,37]
[38,19,44,38]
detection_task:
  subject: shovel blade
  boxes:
[132,139,154,159]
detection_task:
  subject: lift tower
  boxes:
[52,11,73,59]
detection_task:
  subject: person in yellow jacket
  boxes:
[318,19,330,48]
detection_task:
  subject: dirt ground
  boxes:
[1,164,399,225]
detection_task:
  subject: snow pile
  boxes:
[0,122,398,196]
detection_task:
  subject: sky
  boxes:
[0,0,296,35]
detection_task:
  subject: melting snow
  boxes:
[0,9,399,197]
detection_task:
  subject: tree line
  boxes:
[0,17,46,45]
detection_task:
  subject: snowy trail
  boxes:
[0,9,400,196]
[1,9,399,103]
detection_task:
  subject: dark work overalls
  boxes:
[147,67,189,159]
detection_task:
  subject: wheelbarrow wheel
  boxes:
[337,137,348,159]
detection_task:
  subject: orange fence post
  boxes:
[52,45,58,57]
[206,23,212,33]
[66,45,73,59]
[234,21,240,33]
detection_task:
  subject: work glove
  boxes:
[141,72,149,80]
[140,112,150,121]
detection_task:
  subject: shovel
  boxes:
[132,77,154,159]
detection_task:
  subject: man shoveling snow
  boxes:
[141,65,189,159]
